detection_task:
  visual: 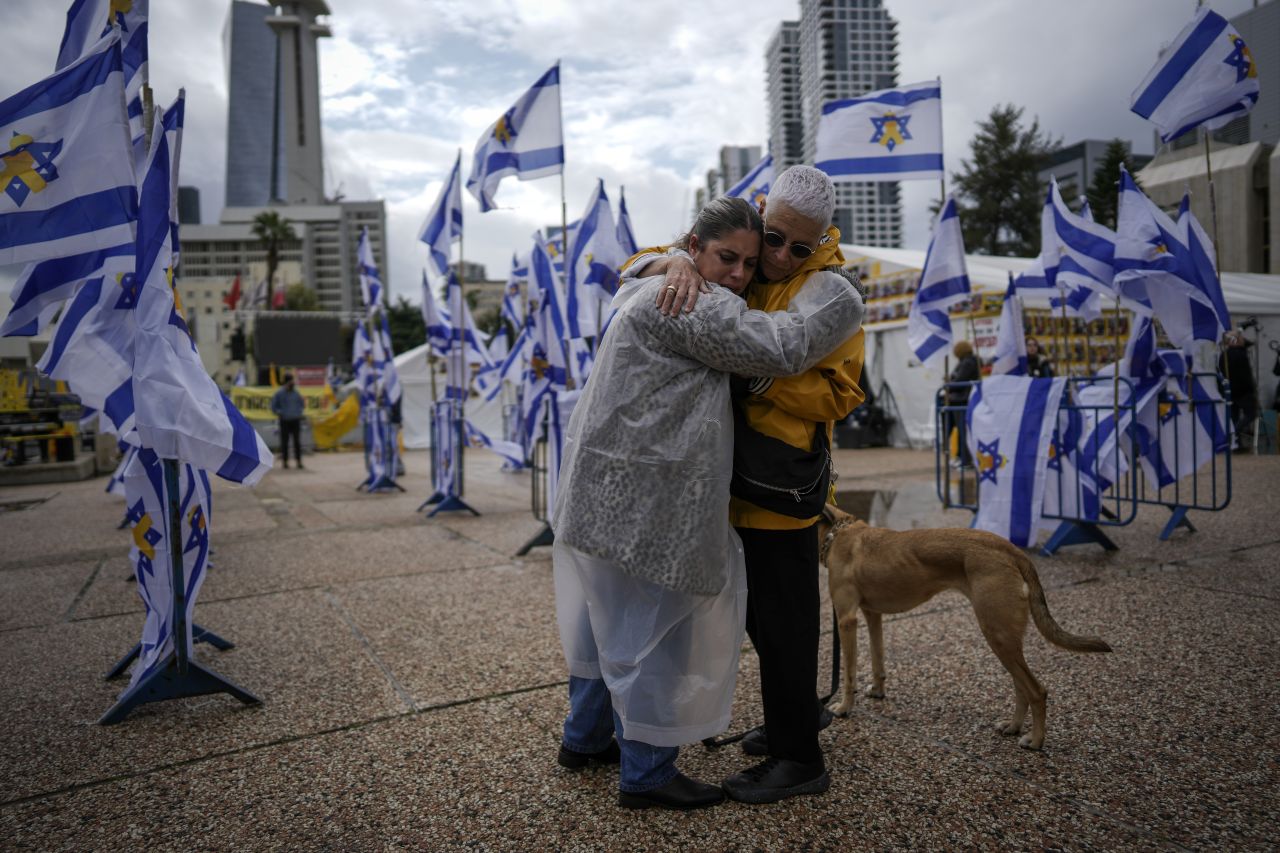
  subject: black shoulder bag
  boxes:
[729,404,832,519]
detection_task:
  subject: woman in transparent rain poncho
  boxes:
[551,197,864,811]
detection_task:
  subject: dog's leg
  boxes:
[863,610,886,699]
[972,592,1047,750]
[834,607,859,716]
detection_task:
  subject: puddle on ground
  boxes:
[833,482,940,529]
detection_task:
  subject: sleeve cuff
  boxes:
[746,377,773,396]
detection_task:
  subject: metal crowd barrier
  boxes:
[934,373,1232,556]
[516,401,554,555]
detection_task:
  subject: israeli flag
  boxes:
[122,447,212,690]
[105,442,135,497]
[1175,195,1230,340]
[1041,407,1102,525]
[233,366,247,387]
[419,153,463,280]
[965,375,1069,547]
[991,276,1027,376]
[376,312,401,406]
[1042,177,1116,304]
[487,325,510,363]
[484,326,529,403]
[0,32,137,265]
[358,227,382,311]
[466,63,564,212]
[130,95,272,485]
[726,153,773,207]
[907,197,969,366]
[352,320,375,411]
[566,179,625,338]
[58,0,149,142]
[420,269,452,358]
[815,80,944,182]
[1,243,134,337]
[1130,7,1260,143]
[616,188,639,257]
[1138,356,1229,488]
[501,252,528,330]
[464,418,525,470]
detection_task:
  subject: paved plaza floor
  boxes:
[0,447,1276,850]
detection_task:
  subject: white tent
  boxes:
[390,344,507,449]
[842,244,1280,447]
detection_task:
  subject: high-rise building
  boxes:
[223,1,331,208]
[766,22,803,171]
[797,0,902,247]
[718,145,763,193]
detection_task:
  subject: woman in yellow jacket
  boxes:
[626,166,865,804]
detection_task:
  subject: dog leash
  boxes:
[701,603,842,750]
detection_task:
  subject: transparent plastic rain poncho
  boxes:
[552,270,863,746]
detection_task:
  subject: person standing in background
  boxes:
[271,373,305,469]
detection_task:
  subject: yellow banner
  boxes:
[313,392,361,450]
[229,386,337,422]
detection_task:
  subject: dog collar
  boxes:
[820,517,859,565]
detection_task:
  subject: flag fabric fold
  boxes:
[907,196,970,366]
[466,63,564,212]
[418,153,463,279]
[565,179,624,338]
[726,153,773,207]
[991,276,1028,376]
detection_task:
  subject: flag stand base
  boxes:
[1158,505,1196,541]
[516,522,554,556]
[364,477,406,493]
[427,495,480,518]
[1040,520,1118,557]
[98,653,261,725]
[103,624,235,680]
[417,491,445,511]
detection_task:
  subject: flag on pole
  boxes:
[0,32,137,266]
[418,153,462,279]
[129,94,272,485]
[907,196,969,366]
[466,63,564,212]
[991,275,1027,376]
[501,252,528,330]
[358,226,382,311]
[376,312,401,406]
[965,375,1069,547]
[420,269,452,358]
[815,80,944,183]
[1175,194,1231,340]
[1,243,134,337]
[726,153,773,208]
[1130,7,1260,143]
[463,418,525,469]
[121,447,212,690]
[616,188,639,257]
[565,179,625,338]
[223,273,242,311]
[57,0,149,143]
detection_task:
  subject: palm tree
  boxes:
[251,210,297,310]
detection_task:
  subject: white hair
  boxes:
[768,165,836,228]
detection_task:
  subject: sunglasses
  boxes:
[763,229,815,259]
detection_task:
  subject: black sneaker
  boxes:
[557,740,621,771]
[742,705,835,756]
[722,757,831,804]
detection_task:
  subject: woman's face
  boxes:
[760,202,825,283]
[1026,338,1039,356]
[689,228,760,294]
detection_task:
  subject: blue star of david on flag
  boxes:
[1223,35,1255,83]
[2,135,63,207]
[977,438,1003,484]
[869,113,911,151]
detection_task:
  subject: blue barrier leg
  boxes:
[426,494,480,518]
[1159,505,1196,541]
[516,522,554,556]
[417,491,445,511]
[1040,521,1119,557]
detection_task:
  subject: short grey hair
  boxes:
[768,165,836,228]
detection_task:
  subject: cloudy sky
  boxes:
[0,0,1262,305]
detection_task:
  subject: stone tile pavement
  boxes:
[0,447,1276,850]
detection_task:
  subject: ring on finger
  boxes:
[665,285,677,294]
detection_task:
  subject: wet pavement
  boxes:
[0,446,1276,850]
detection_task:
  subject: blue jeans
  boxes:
[562,676,679,793]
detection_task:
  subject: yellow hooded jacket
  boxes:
[622,228,866,531]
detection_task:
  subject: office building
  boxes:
[1039,140,1152,206]
[766,21,804,171]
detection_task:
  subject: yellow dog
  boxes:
[818,504,1111,750]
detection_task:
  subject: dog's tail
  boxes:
[1015,553,1112,653]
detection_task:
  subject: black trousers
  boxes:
[735,523,822,764]
[279,418,302,466]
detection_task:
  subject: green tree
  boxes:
[1085,139,1141,230]
[473,305,503,338]
[283,282,319,311]
[250,210,297,310]
[951,105,1059,256]
[385,295,425,355]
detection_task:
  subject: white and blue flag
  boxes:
[130,95,272,485]
[1175,194,1230,342]
[358,226,382,311]
[419,152,463,279]
[2,242,134,337]
[463,418,525,470]
[966,375,1069,547]
[376,311,401,406]
[991,275,1027,376]
[501,252,528,330]
[815,80,944,183]
[466,63,564,212]
[58,0,148,145]
[565,179,624,338]
[907,196,969,366]
[616,188,639,257]
[420,269,452,358]
[726,152,773,207]
[1130,7,1259,143]
[0,32,136,265]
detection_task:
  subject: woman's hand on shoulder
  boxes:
[655,256,711,317]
